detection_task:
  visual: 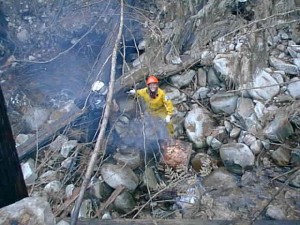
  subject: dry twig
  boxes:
[70,0,124,224]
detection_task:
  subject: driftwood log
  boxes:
[16,107,86,160]
[114,56,201,93]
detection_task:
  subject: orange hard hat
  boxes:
[146,75,158,85]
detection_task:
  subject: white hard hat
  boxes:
[91,81,105,92]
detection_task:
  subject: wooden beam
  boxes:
[62,219,300,225]
[0,85,28,207]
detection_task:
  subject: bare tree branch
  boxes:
[222,9,300,38]
[70,0,124,224]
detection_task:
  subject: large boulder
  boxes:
[184,106,216,148]
[220,143,255,175]
[0,197,55,225]
[264,112,294,142]
[246,69,280,101]
[100,163,139,191]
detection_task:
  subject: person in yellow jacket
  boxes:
[127,75,175,136]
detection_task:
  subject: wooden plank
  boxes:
[63,219,300,225]
[16,107,86,160]
[0,85,28,207]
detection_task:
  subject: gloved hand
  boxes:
[126,89,136,95]
[165,115,171,123]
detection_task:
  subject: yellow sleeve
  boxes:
[136,87,147,98]
[162,91,174,116]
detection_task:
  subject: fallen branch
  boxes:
[71,0,124,224]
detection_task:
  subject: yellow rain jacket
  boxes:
[136,87,174,135]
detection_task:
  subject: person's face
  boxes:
[148,83,158,92]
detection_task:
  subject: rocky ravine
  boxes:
[0,0,300,223]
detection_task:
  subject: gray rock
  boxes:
[264,112,294,142]
[61,140,77,158]
[44,180,62,196]
[269,56,298,75]
[132,54,145,68]
[201,50,215,65]
[291,148,300,166]
[170,69,196,88]
[273,71,285,84]
[65,184,75,199]
[75,199,93,219]
[193,87,210,99]
[287,77,300,98]
[210,92,238,115]
[100,163,139,191]
[184,106,216,148]
[102,211,112,219]
[241,171,258,186]
[115,115,130,135]
[271,147,291,166]
[113,190,136,213]
[171,56,182,65]
[243,133,256,146]
[164,86,187,104]
[203,167,238,189]
[50,135,68,151]
[254,100,266,121]
[21,158,38,186]
[266,205,286,220]
[197,68,207,87]
[23,107,50,131]
[290,44,300,52]
[143,167,159,190]
[15,133,35,147]
[213,52,240,84]
[61,157,75,169]
[117,96,136,113]
[250,140,262,155]
[291,23,300,44]
[39,170,57,184]
[235,97,259,130]
[220,143,255,175]
[175,179,203,218]
[56,220,69,225]
[247,69,280,101]
[236,97,255,118]
[287,46,298,58]
[207,67,222,88]
[210,137,222,150]
[289,173,300,188]
[294,58,300,70]
[224,120,233,133]
[113,151,142,170]
[17,28,30,42]
[89,176,113,200]
[0,197,55,225]
[230,127,241,138]
[138,40,146,50]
